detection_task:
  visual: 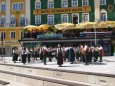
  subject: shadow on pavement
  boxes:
[91,62,106,65]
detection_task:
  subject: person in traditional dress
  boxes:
[93,45,99,62]
[75,45,80,62]
[26,47,31,63]
[98,45,103,62]
[83,44,89,65]
[79,44,84,62]
[21,47,27,64]
[12,47,19,63]
[42,45,48,65]
[56,44,63,67]
[88,45,93,63]
[68,46,75,64]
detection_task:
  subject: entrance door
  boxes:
[72,14,79,24]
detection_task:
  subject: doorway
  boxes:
[72,13,79,24]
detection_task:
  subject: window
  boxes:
[1,4,6,12]
[35,1,41,9]
[82,0,89,6]
[61,0,68,7]
[20,31,24,39]
[35,15,41,25]
[12,3,24,11]
[1,17,5,26]
[1,32,6,39]
[100,0,106,5]
[82,13,89,22]
[72,13,79,24]
[10,32,16,38]
[48,0,54,8]
[10,17,16,26]
[0,48,5,55]
[47,15,54,25]
[61,14,68,23]
[20,17,25,26]
[100,13,107,21]
[72,0,78,7]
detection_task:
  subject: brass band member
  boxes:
[56,44,63,67]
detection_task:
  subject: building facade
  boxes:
[0,0,114,27]
[0,0,30,27]
[31,0,115,26]
[0,0,30,56]
[0,0,115,56]
[0,27,23,56]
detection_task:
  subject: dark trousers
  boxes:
[22,54,27,64]
[27,54,31,63]
[88,52,92,62]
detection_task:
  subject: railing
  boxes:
[79,31,113,38]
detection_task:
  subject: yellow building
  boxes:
[0,0,30,56]
[0,0,30,27]
[0,27,23,56]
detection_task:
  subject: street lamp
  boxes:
[1,35,3,55]
[94,26,96,45]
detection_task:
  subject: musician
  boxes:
[21,47,27,64]
[12,47,19,63]
[98,45,103,62]
[83,44,89,65]
[42,45,48,65]
[56,44,63,67]
[93,45,99,62]
[68,46,75,64]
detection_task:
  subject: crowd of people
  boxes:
[12,43,103,66]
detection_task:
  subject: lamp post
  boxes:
[94,26,96,45]
[1,35,3,55]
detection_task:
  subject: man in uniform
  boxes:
[42,45,48,65]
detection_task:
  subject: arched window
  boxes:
[35,0,41,9]
[1,2,6,12]
[10,15,16,27]
[100,9,107,21]
[20,14,25,26]
[0,15,5,26]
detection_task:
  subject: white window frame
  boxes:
[12,2,24,11]
[1,32,6,39]
[72,0,78,7]
[35,1,41,9]
[1,16,5,26]
[61,14,68,23]
[100,12,107,21]
[61,0,68,7]
[10,17,16,27]
[20,16,25,26]
[47,0,54,8]
[47,15,54,25]
[72,13,79,24]
[1,3,6,12]
[100,0,106,5]
[82,0,89,6]
[35,15,41,25]
[82,13,89,22]
[10,31,16,38]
